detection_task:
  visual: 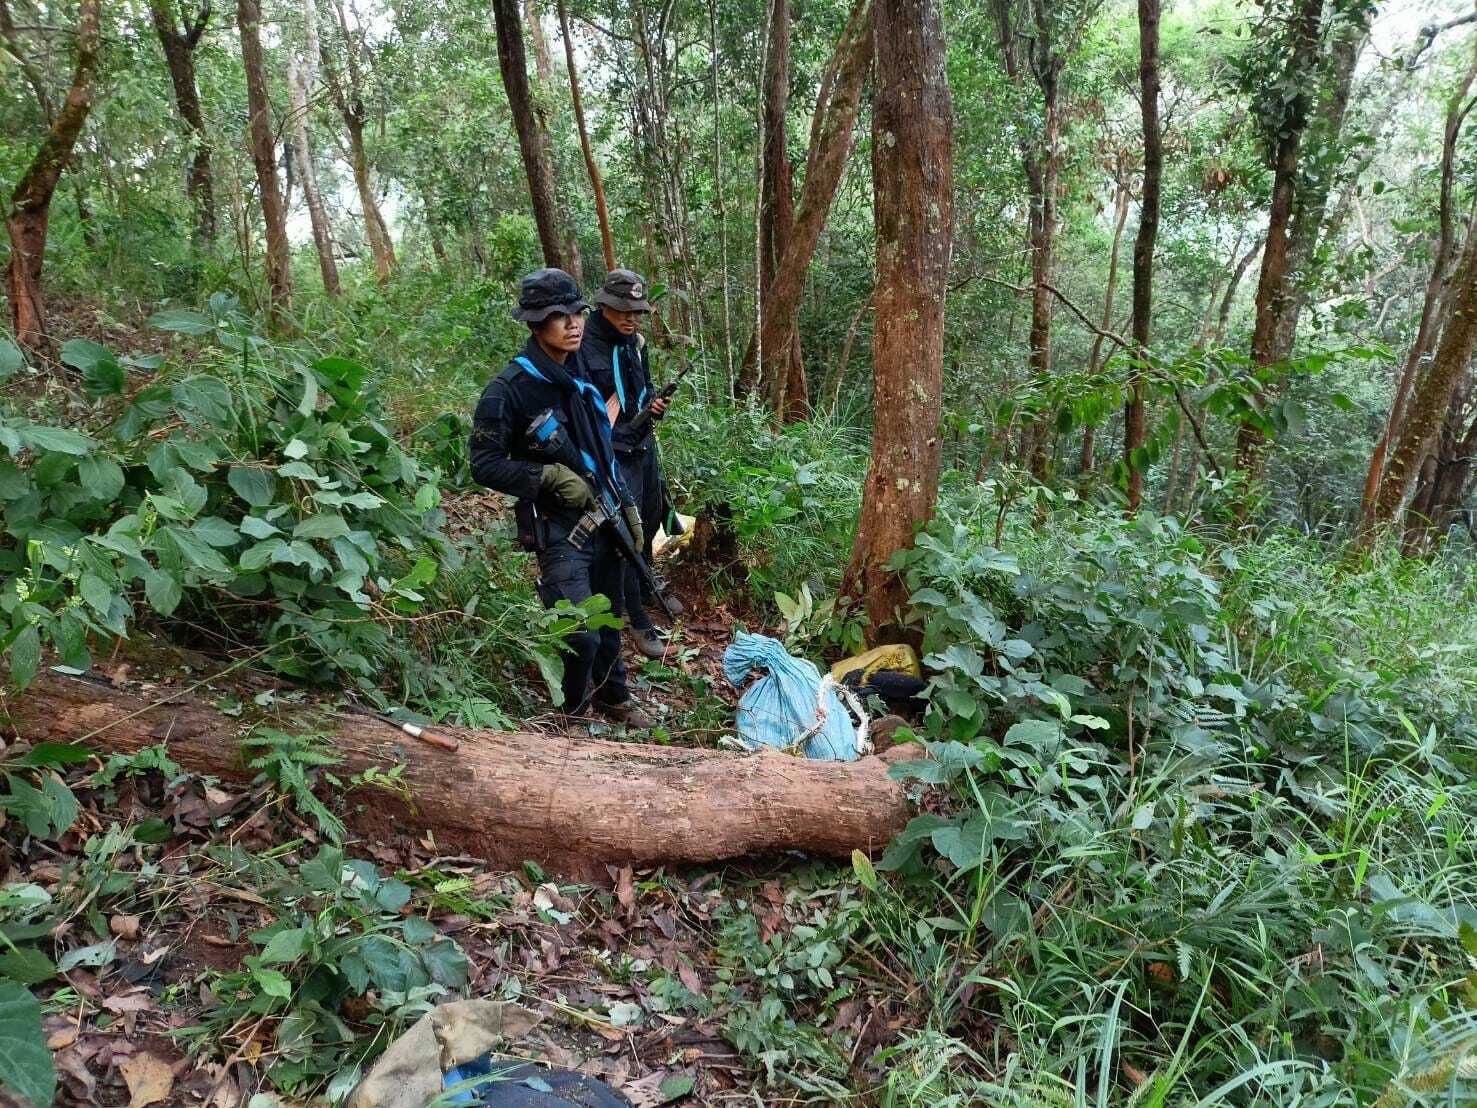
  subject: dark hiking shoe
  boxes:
[596,700,657,729]
[644,587,684,618]
[630,626,666,659]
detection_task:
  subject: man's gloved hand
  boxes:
[540,464,595,511]
[622,504,645,551]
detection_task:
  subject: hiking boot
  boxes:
[596,699,657,729]
[644,588,684,618]
[630,626,666,659]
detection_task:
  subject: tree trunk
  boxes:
[738,0,874,422]
[557,0,615,271]
[1235,0,1326,475]
[845,0,953,642]
[524,0,582,281]
[492,0,573,273]
[1271,10,1367,359]
[7,670,912,880]
[238,0,293,325]
[743,0,804,408]
[1402,378,1476,552]
[3,0,102,355]
[288,0,340,296]
[1124,0,1163,510]
[1365,232,1477,539]
[1080,166,1130,474]
[1213,234,1263,345]
[1359,32,1477,532]
[147,0,215,246]
[322,0,397,285]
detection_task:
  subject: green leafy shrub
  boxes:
[190,844,470,1096]
[0,295,455,691]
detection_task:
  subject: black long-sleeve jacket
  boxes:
[469,339,617,543]
[579,311,655,456]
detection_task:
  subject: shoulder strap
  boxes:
[611,346,626,413]
[513,355,548,382]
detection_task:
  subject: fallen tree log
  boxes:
[4,669,915,877]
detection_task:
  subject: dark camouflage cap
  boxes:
[593,269,653,313]
[512,268,589,322]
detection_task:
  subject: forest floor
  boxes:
[23,524,907,1107]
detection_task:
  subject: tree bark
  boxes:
[3,0,102,355]
[1080,166,1130,474]
[1124,0,1163,510]
[738,0,874,422]
[740,0,805,409]
[492,0,574,273]
[238,0,294,325]
[1402,377,1476,551]
[845,0,953,642]
[1365,232,1477,539]
[1359,32,1477,533]
[557,0,615,272]
[524,0,582,282]
[1236,0,1326,475]
[992,0,1070,481]
[322,0,397,285]
[5,670,912,880]
[288,0,340,296]
[147,0,216,246]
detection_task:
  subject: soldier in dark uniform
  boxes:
[469,269,655,727]
[579,270,683,659]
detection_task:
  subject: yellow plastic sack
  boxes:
[830,643,921,684]
[653,512,696,558]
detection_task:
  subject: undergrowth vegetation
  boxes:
[3,286,1476,1104]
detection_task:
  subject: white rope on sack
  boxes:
[786,674,872,757]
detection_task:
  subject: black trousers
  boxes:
[535,530,630,711]
[616,447,663,630]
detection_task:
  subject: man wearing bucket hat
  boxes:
[469,268,656,728]
[580,269,683,660]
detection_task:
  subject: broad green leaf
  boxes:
[0,338,24,379]
[20,426,97,456]
[191,517,240,548]
[293,513,350,541]
[0,948,56,986]
[58,338,110,373]
[296,365,320,416]
[78,456,125,501]
[258,927,311,966]
[149,308,214,335]
[144,570,182,616]
[7,626,40,691]
[0,979,54,1107]
[227,466,277,507]
[0,461,29,501]
[253,968,292,999]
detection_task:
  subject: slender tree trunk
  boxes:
[524,0,581,281]
[1359,33,1477,532]
[845,0,953,641]
[1236,0,1326,475]
[4,0,102,355]
[147,0,215,246]
[1273,11,1367,358]
[708,0,734,387]
[1124,0,1163,510]
[492,0,573,273]
[557,0,615,272]
[744,0,804,408]
[1402,378,1475,551]
[1214,234,1263,346]
[238,0,293,324]
[738,0,874,421]
[1080,170,1130,473]
[1364,232,1477,540]
[288,0,339,296]
[322,0,396,285]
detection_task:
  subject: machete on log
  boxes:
[3,669,915,878]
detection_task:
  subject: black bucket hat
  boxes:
[593,269,653,313]
[512,268,589,322]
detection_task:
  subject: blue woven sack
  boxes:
[722,631,860,761]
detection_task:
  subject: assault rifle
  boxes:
[625,363,693,437]
[526,409,680,620]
